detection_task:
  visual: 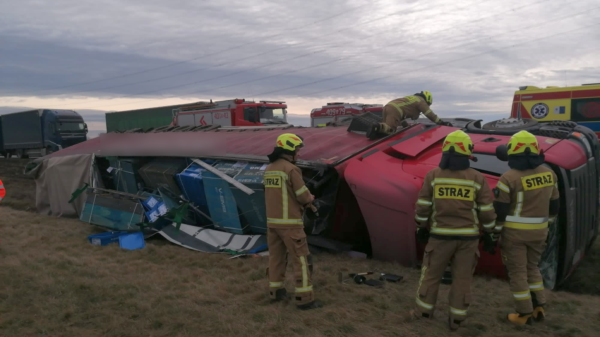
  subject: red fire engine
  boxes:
[310,102,383,127]
[173,99,288,128]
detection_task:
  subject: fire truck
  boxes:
[173,99,288,128]
[310,102,383,127]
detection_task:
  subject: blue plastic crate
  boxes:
[88,231,128,246]
[202,161,249,234]
[231,164,268,234]
[176,164,212,224]
[119,232,146,250]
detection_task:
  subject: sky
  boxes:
[1,0,600,138]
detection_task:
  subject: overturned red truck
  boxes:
[27,116,599,289]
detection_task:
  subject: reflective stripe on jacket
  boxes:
[415,167,496,238]
[264,158,312,228]
[494,166,559,241]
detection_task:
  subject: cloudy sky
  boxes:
[1,0,599,137]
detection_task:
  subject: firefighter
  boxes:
[264,133,322,310]
[367,91,452,140]
[492,130,560,326]
[412,130,497,331]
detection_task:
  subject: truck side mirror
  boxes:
[84,123,89,134]
[496,145,508,162]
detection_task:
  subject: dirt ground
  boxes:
[1,159,600,337]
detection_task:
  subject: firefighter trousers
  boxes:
[501,239,546,314]
[415,238,480,322]
[378,107,407,134]
[267,227,314,306]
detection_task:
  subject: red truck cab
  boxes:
[174,99,288,128]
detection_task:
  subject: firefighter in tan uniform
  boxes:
[492,130,560,325]
[264,133,323,310]
[367,91,451,140]
[412,130,497,331]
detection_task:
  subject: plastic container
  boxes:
[119,232,146,250]
[88,231,127,246]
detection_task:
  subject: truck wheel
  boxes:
[482,118,539,130]
[16,149,29,159]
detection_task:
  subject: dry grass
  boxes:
[1,160,600,336]
[0,159,37,211]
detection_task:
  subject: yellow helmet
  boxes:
[442,130,473,156]
[421,91,433,105]
[507,130,539,155]
[276,133,304,152]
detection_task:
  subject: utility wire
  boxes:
[66,0,589,110]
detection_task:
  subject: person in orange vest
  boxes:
[264,133,322,310]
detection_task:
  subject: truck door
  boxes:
[571,97,600,135]
[213,109,232,126]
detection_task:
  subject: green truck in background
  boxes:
[105,101,208,133]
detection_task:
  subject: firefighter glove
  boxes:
[416,227,430,244]
[438,120,453,127]
[482,233,497,255]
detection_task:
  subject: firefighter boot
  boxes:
[408,310,433,321]
[367,123,382,140]
[449,317,467,331]
[532,306,545,322]
[531,291,545,322]
[270,288,291,302]
[297,300,323,310]
[507,313,533,326]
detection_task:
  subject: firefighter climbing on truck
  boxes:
[367,91,452,139]
[492,130,560,326]
[411,130,497,331]
[264,133,322,310]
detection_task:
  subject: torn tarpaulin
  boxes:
[158,223,267,253]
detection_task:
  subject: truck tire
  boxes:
[16,149,29,159]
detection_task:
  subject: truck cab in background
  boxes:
[173,99,288,128]
[0,109,88,158]
[310,102,383,127]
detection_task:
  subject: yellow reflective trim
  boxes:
[482,221,496,229]
[300,256,308,288]
[295,185,308,196]
[494,225,504,231]
[479,203,494,212]
[496,182,510,193]
[282,175,288,219]
[432,178,481,190]
[430,227,479,235]
[295,286,313,293]
[514,192,523,217]
[416,297,433,310]
[417,199,432,206]
[513,291,531,300]
[450,307,467,316]
[270,282,283,288]
[529,282,544,291]
[504,222,548,230]
[424,109,433,115]
[264,171,288,178]
[267,218,304,225]
[415,215,429,222]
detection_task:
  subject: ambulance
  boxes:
[510,83,600,137]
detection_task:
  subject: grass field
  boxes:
[1,159,600,337]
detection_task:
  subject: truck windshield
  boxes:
[260,108,286,124]
[57,122,85,132]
